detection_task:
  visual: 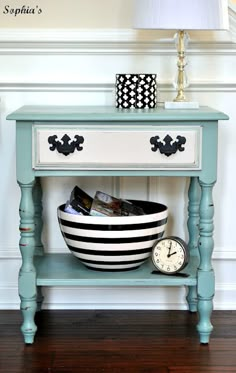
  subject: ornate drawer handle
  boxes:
[150,134,186,157]
[48,134,84,156]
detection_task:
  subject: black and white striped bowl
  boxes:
[57,200,168,271]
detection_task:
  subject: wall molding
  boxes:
[0,81,236,92]
[0,28,235,56]
[0,82,114,92]
[0,39,235,56]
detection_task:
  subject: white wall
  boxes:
[0,0,133,29]
[0,3,236,310]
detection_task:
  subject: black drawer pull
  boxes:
[48,134,84,156]
[150,134,186,157]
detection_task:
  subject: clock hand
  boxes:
[167,251,177,258]
[167,241,172,256]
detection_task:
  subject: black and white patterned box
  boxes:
[116,74,157,109]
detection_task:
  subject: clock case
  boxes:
[151,236,189,275]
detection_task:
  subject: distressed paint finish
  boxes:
[18,181,37,344]
[186,176,200,313]
[197,180,215,344]
[7,105,228,344]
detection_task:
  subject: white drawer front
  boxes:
[33,125,201,170]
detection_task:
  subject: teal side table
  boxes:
[7,105,229,344]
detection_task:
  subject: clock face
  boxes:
[152,237,188,274]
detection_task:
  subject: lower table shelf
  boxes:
[35,253,198,287]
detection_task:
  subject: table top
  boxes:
[7,105,229,122]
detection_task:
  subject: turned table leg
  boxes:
[197,179,215,344]
[186,176,200,312]
[18,180,37,344]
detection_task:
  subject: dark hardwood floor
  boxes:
[0,310,236,372]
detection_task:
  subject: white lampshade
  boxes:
[133,0,229,30]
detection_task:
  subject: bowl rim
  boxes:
[58,199,168,225]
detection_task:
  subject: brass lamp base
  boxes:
[174,30,187,103]
[164,30,199,109]
[174,91,186,102]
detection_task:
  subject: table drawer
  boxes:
[33,124,201,170]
